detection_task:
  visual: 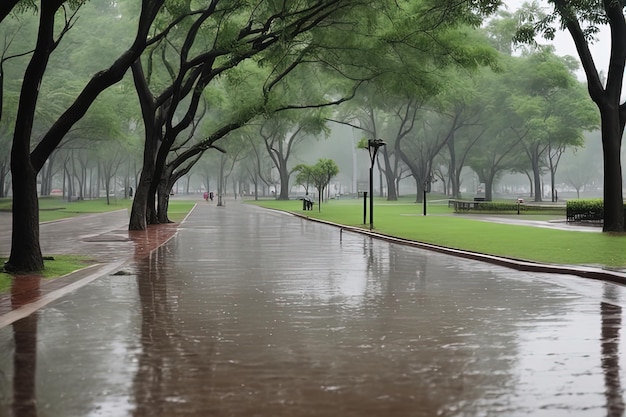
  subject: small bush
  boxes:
[566,199,605,222]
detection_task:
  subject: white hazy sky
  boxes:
[503,0,611,79]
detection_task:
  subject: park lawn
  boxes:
[247,198,626,269]
[0,255,94,292]
[167,200,197,222]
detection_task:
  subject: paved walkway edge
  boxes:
[277,209,626,286]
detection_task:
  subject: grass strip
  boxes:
[0,255,95,292]
[247,198,626,269]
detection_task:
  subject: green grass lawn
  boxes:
[247,197,626,269]
[0,255,94,292]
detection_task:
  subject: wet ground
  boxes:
[0,202,626,416]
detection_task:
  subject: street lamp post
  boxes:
[423,173,435,216]
[367,139,386,230]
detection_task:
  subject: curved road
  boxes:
[0,201,625,416]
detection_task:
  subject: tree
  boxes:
[560,132,604,199]
[516,0,625,231]
[214,134,247,208]
[128,0,369,228]
[332,87,406,201]
[310,159,340,211]
[544,82,598,201]
[0,123,10,197]
[330,14,501,202]
[242,126,276,199]
[506,47,598,202]
[465,61,527,201]
[5,0,170,273]
[293,164,315,196]
[260,111,329,200]
[432,62,497,199]
[8,0,83,272]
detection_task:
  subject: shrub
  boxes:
[566,199,605,222]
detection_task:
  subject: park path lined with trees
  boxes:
[1,0,624,273]
[0,201,625,416]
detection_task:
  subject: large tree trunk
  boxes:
[157,176,172,224]
[129,60,159,230]
[524,171,533,198]
[381,168,396,200]
[447,140,459,198]
[0,162,7,197]
[105,175,111,205]
[484,175,494,202]
[550,168,557,202]
[7,163,43,273]
[600,107,625,232]
[129,169,153,230]
[381,151,397,201]
[278,167,290,200]
[6,1,63,273]
[532,163,542,202]
[147,182,158,225]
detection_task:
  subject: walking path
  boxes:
[0,201,625,416]
[0,203,624,322]
[0,209,178,322]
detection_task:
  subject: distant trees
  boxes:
[260,111,329,201]
[492,48,599,202]
[560,135,603,199]
[381,28,596,203]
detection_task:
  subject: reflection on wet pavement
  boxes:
[602,286,624,417]
[11,276,40,417]
[0,202,624,416]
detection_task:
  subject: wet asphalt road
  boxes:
[0,201,625,416]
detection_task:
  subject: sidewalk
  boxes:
[0,208,179,323]
[0,209,132,261]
